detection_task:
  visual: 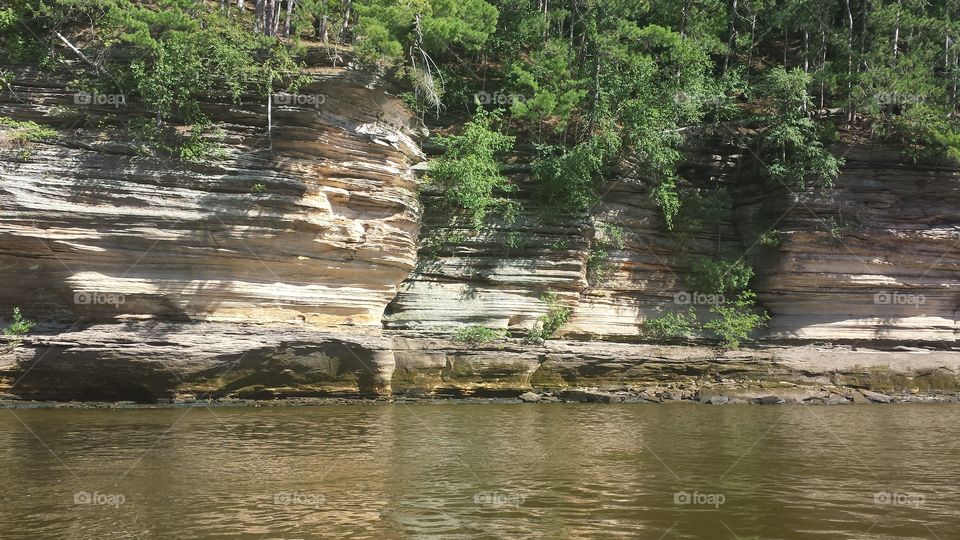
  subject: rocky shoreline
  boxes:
[3,324,960,404]
[3,383,959,409]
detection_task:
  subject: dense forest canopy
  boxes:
[1,0,959,345]
[2,0,957,201]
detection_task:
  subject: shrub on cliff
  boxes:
[3,308,34,349]
[642,309,699,342]
[703,292,770,349]
[428,108,516,227]
[453,325,505,344]
[527,291,571,341]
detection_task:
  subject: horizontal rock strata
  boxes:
[1,54,423,329]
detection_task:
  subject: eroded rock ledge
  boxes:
[2,325,959,402]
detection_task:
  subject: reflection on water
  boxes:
[0,403,957,539]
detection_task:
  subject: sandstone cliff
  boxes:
[2,53,960,402]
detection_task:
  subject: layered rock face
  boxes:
[743,145,960,342]
[385,144,746,339]
[0,53,421,398]
[2,55,959,401]
[388,143,960,345]
[1,61,423,328]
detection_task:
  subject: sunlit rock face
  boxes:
[383,145,748,340]
[2,52,960,402]
[387,143,960,344]
[745,145,960,342]
[0,57,424,329]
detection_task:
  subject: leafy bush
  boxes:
[527,290,571,340]
[428,108,516,227]
[653,177,681,230]
[686,257,754,295]
[452,325,505,344]
[642,308,699,341]
[753,68,843,190]
[532,128,620,216]
[703,292,770,349]
[0,117,57,144]
[683,257,770,348]
[3,307,34,349]
[758,229,781,247]
[822,216,850,239]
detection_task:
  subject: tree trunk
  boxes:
[820,30,827,109]
[845,0,855,122]
[680,0,690,38]
[316,14,328,41]
[893,0,902,60]
[254,0,264,33]
[339,0,352,44]
[272,0,283,36]
[284,0,294,37]
[267,85,273,150]
[723,0,738,74]
[266,0,276,36]
[783,28,788,66]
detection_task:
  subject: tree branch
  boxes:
[55,32,102,73]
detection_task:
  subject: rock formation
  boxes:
[2,51,959,401]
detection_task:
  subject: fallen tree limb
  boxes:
[55,32,102,73]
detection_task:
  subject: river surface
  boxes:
[0,403,957,539]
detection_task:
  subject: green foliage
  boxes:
[117,7,298,125]
[880,104,960,163]
[822,216,850,239]
[0,117,57,144]
[683,256,769,348]
[428,108,516,227]
[753,68,843,189]
[452,325,505,344]
[686,257,754,295]
[354,0,498,67]
[251,182,267,194]
[296,0,343,40]
[532,128,619,215]
[3,307,35,348]
[128,118,224,161]
[527,290,571,340]
[703,291,770,349]
[642,308,699,342]
[8,0,302,149]
[653,177,681,230]
[0,117,56,161]
[758,229,781,247]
